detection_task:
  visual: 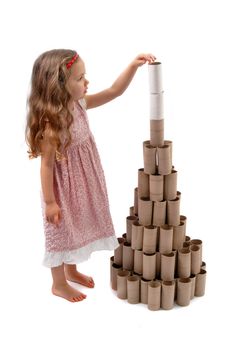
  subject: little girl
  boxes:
[25,49,156,303]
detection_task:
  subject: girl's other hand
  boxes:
[45,201,61,226]
[132,53,156,67]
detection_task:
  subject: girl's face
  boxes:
[65,57,89,101]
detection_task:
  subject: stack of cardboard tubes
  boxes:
[110,62,206,310]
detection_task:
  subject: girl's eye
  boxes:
[77,74,85,81]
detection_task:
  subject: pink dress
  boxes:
[41,99,119,268]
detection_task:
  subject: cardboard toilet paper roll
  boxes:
[126,215,138,243]
[157,145,172,175]
[134,188,138,216]
[111,263,123,291]
[190,239,203,263]
[129,206,134,216]
[173,222,185,250]
[127,275,140,304]
[153,200,166,226]
[180,215,187,234]
[138,197,153,226]
[144,145,156,175]
[114,237,125,265]
[167,197,180,226]
[164,140,173,161]
[117,270,130,299]
[155,251,161,278]
[149,174,164,201]
[148,62,163,93]
[122,242,134,271]
[150,92,164,120]
[150,119,164,147]
[141,277,150,304]
[164,170,177,200]
[131,221,144,250]
[190,245,201,275]
[134,249,143,275]
[148,281,161,311]
[177,248,191,278]
[110,256,114,286]
[201,261,206,271]
[190,274,196,299]
[177,278,192,306]
[161,252,175,281]
[161,281,175,310]
[138,168,150,198]
[159,225,173,254]
[143,225,158,254]
[143,252,156,280]
[195,269,207,297]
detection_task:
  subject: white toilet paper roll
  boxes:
[150,92,164,120]
[148,62,163,94]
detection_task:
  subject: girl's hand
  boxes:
[45,201,61,226]
[132,53,157,68]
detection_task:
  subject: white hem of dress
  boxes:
[43,235,119,268]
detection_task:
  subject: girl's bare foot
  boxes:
[65,265,95,288]
[52,283,87,302]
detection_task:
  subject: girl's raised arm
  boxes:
[84,53,156,110]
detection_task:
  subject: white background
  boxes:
[1,0,231,349]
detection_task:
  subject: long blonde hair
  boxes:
[25,49,78,161]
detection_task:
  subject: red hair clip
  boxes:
[66,53,79,69]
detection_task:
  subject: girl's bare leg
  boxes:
[51,264,87,302]
[64,264,95,288]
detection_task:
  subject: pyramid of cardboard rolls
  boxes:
[110,62,206,310]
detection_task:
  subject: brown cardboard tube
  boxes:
[157,144,172,175]
[131,221,144,250]
[134,249,143,275]
[127,275,140,304]
[138,168,150,198]
[149,174,164,201]
[195,269,207,297]
[122,242,134,271]
[143,225,158,254]
[177,248,191,278]
[150,119,164,147]
[185,235,191,241]
[134,187,138,216]
[167,197,180,226]
[183,241,191,248]
[190,239,203,263]
[190,274,196,299]
[114,237,125,266]
[122,233,127,241]
[180,215,187,234]
[126,215,138,244]
[152,200,166,227]
[141,277,151,304]
[159,225,173,254]
[164,170,177,200]
[190,245,201,275]
[161,252,175,281]
[138,197,153,226]
[143,252,156,280]
[144,145,156,175]
[117,270,130,299]
[111,263,122,291]
[173,221,185,250]
[164,140,173,162]
[177,278,192,306]
[129,206,134,216]
[161,280,175,310]
[143,140,150,156]
[148,281,161,311]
